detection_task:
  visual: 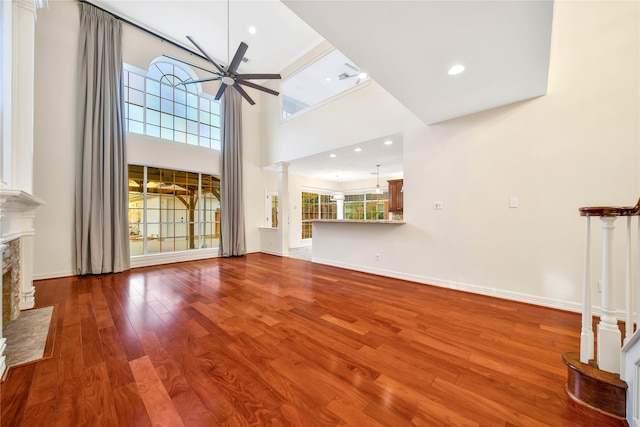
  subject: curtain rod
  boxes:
[78,0,207,62]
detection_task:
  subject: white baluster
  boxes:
[625,216,633,345]
[580,216,594,363]
[598,216,621,373]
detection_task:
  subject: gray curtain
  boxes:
[75,3,130,274]
[219,89,246,257]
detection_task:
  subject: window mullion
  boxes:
[143,165,148,255]
[198,173,203,249]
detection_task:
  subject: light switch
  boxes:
[509,197,519,208]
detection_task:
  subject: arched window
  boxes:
[123,60,221,150]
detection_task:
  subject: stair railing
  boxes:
[579,198,640,374]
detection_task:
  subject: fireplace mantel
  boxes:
[1,189,46,245]
[0,189,46,213]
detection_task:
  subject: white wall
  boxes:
[32,0,263,278]
[313,1,640,313]
[263,79,422,166]
[33,0,78,278]
[241,91,265,254]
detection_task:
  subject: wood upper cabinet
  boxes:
[387,179,403,212]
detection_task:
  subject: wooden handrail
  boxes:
[579,198,640,217]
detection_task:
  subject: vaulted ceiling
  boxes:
[90,0,553,126]
[88,0,554,180]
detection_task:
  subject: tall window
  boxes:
[301,192,318,239]
[128,165,220,256]
[123,62,221,150]
[265,192,279,228]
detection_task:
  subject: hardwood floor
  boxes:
[1,253,626,426]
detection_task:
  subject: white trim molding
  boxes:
[311,256,628,318]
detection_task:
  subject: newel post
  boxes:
[578,204,624,373]
[598,215,621,373]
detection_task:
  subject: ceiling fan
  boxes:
[339,62,368,85]
[163,0,281,105]
[164,38,281,106]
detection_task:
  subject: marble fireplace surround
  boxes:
[2,238,21,324]
[0,189,45,376]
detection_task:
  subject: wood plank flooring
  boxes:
[1,253,625,426]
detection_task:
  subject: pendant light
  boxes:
[330,175,344,201]
[374,164,383,194]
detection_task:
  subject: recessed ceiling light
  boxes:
[384,140,393,145]
[358,72,368,80]
[354,147,362,152]
[325,77,332,82]
[329,153,336,158]
[248,26,257,35]
[448,64,465,76]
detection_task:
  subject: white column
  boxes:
[276,162,289,257]
[580,216,594,363]
[1,1,12,188]
[336,199,344,220]
[11,0,39,193]
[597,216,621,373]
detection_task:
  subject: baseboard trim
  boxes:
[130,249,219,269]
[311,257,617,318]
[289,243,312,249]
[260,249,285,256]
[33,270,75,281]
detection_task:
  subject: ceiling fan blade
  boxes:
[228,42,248,74]
[163,54,222,76]
[233,84,256,105]
[186,36,225,74]
[236,80,279,97]
[214,83,228,101]
[236,73,282,80]
[179,77,222,86]
[345,62,360,72]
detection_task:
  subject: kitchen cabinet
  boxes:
[387,179,403,212]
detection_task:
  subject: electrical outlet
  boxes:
[509,197,519,208]
[375,253,380,261]
[433,201,443,210]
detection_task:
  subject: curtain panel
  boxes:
[75,3,130,274]
[219,89,247,257]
